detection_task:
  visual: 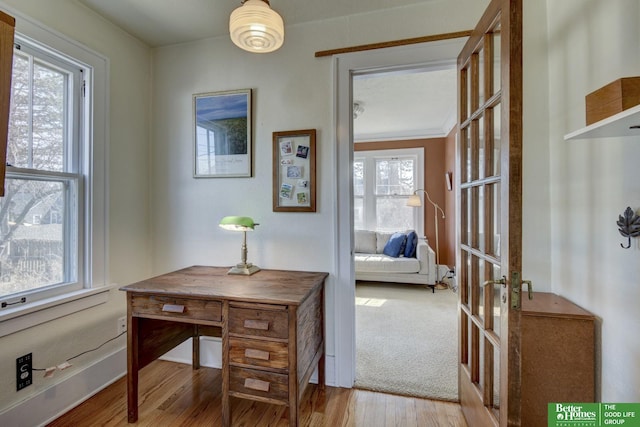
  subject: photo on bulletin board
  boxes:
[272,129,316,212]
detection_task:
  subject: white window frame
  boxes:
[0,8,109,337]
[4,38,85,299]
[354,147,424,232]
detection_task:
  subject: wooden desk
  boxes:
[120,266,327,426]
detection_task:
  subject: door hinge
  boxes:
[82,80,86,97]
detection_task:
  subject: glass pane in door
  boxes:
[478,258,485,322]
[492,23,501,95]
[478,44,485,106]
[462,127,471,183]
[478,114,485,179]
[493,342,501,411]
[492,103,502,176]
[492,276,502,338]
[488,182,501,257]
[479,328,485,389]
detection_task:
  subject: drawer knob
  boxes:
[245,348,270,361]
[244,319,269,331]
[162,304,185,313]
[244,378,270,392]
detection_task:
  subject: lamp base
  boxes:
[228,263,260,275]
[434,281,448,290]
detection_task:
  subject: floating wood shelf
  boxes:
[565,104,640,140]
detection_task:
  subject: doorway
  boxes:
[332,38,468,389]
[351,65,459,400]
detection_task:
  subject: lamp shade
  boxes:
[229,0,284,53]
[219,216,258,231]
[406,194,422,207]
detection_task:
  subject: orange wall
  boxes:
[355,138,453,267]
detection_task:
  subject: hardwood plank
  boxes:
[47,360,467,426]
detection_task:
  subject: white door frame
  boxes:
[332,38,467,388]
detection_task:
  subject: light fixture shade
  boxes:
[407,194,422,207]
[229,0,284,53]
[219,216,258,231]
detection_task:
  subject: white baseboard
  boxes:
[162,337,337,386]
[0,338,337,427]
[0,346,126,427]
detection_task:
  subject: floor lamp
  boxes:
[407,189,445,286]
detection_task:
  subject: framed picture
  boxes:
[193,89,252,177]
[273,129,316,212]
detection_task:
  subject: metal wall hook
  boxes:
[617,207,640,249]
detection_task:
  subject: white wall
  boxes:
[546,0,640,401]
[522,0,552,291]
[0,0,151,414]
[150,1,488,382]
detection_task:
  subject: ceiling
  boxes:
[79,0,459,141]
[353,67,457,141]
[79,0,437,47]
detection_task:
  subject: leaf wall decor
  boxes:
[616,206,640,248]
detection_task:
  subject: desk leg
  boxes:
[193,325,200,370]
[319,286,325,391]
[127,315,139,423]
[318,350,325,391]
[222,302,230,427]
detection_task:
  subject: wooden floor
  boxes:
[47,360,467,426]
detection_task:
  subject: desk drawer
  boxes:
[229,367,288,402]
[131,295,221,323]
[229,337,288,370]
[229,307,288,339]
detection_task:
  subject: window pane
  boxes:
[0,179,68,297]
[8,50,67,172]
[375,197,413,231]
[375,159,414,196]
[353,160,364,197]
[354,197,364,230]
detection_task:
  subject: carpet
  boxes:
[355,281,459,401]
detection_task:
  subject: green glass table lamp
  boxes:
[219,216,260,275]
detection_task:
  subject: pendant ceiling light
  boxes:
[229,0,284,53]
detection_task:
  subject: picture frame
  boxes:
[193,89,252,178]
[273,129,316,212]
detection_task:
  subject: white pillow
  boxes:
[376,232,394,253]
[354,230,377,253]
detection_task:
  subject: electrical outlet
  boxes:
[117,316,127,335]
[16,353,33,391]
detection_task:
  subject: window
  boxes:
[0,37,85,305]
[354,148,424,232]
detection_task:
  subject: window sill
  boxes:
[0,285,115,338]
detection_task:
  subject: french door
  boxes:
[457,0,523,426]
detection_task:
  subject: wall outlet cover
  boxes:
[16,353,33,391]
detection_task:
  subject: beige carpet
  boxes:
[355,281,459,401]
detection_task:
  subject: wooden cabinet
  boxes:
[0,11,15,197]
[521,292,597,427]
